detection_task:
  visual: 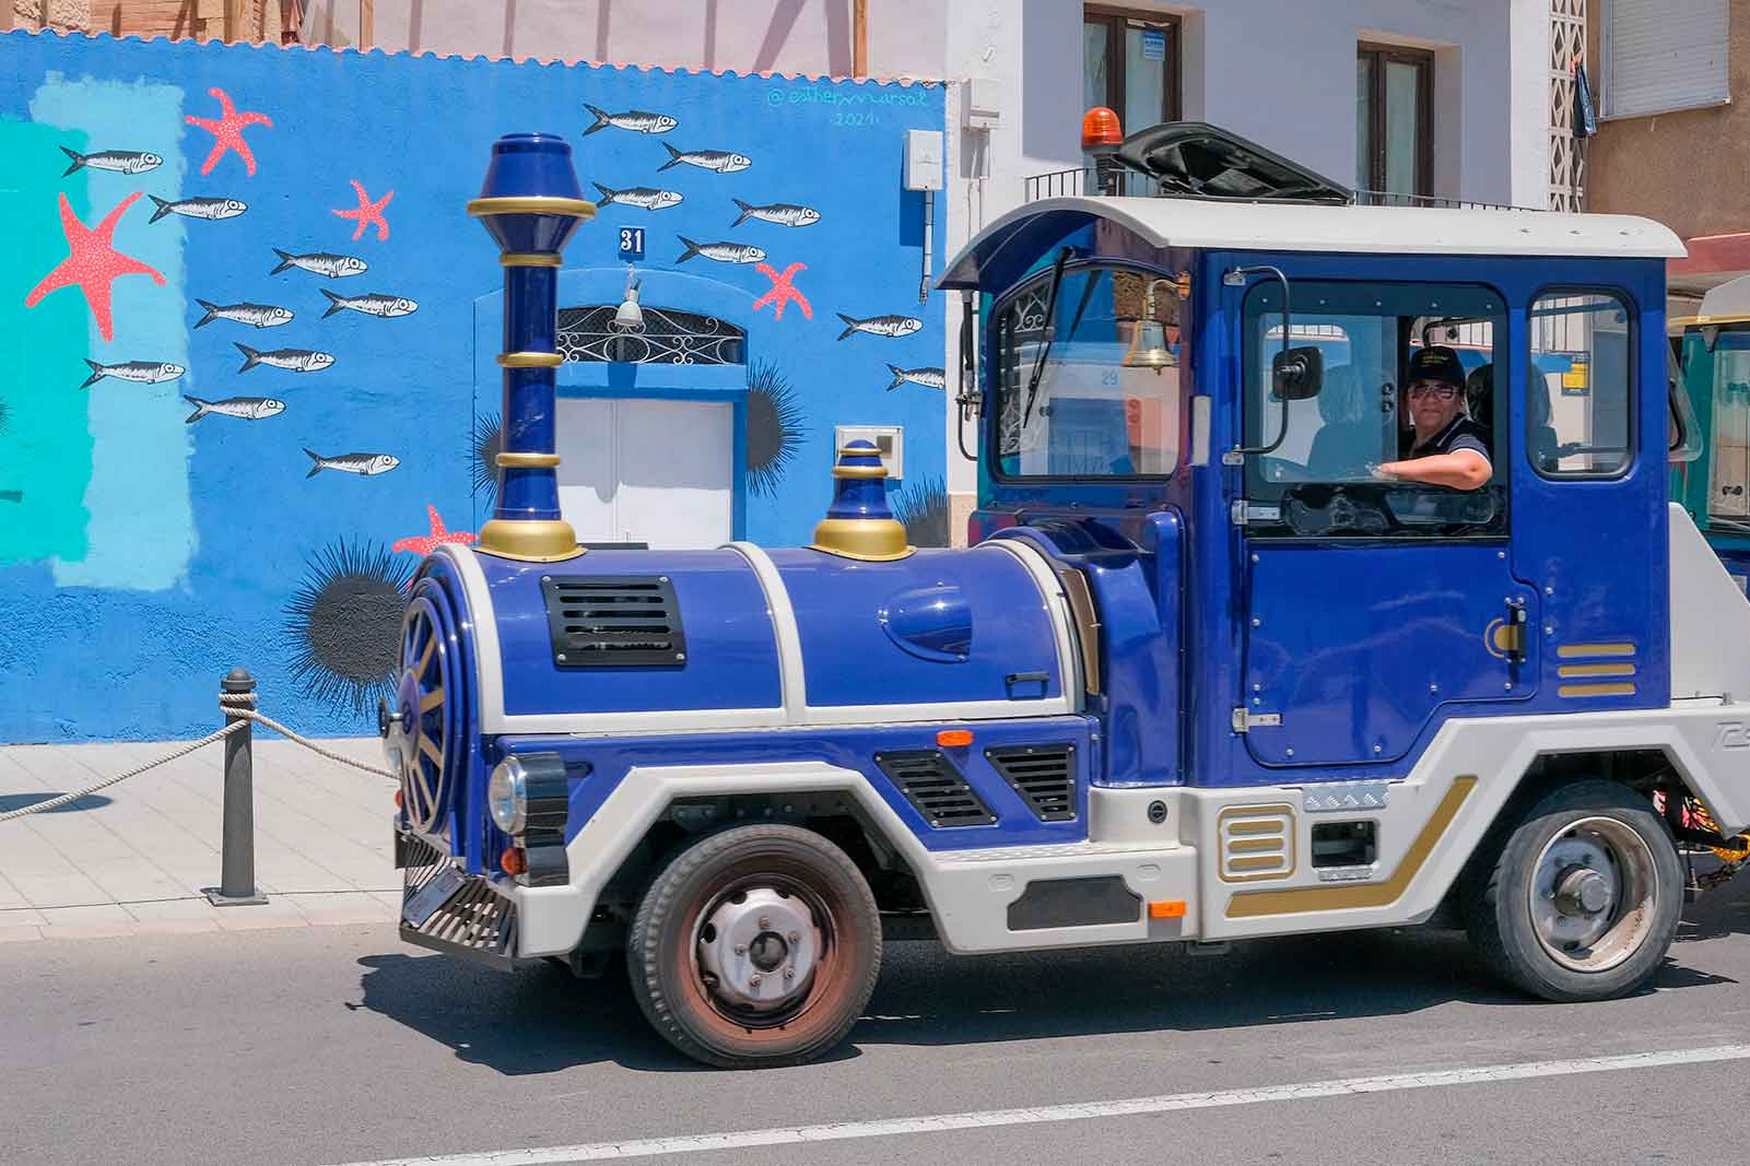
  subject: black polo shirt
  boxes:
[1404,415,1492,464]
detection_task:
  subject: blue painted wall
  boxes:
[0,33,946,741]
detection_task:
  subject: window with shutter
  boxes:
[1603,0,1729,119]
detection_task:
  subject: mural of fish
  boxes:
[658,143,751,173]
[148,195,247,223]
[271,249,368,278]
[731,199,821,228]
[59,146,162,176]
[304,449,400,478]
[184,396,285,424]
[676,237,766,265]
[235,343,335,373]
[886,364,947,391]
[195,299,294,329]
[592,182,684,211]
[80,359,185,389]
[584,105,677,135]
[320,290,418,319]
[836,313,924,340]
[199,297,297,329]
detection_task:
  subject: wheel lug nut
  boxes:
[758,916,771,930]
[733,944,747,956]
[783,967,794,980]
[749,974,761,987]
[787,931,800,943]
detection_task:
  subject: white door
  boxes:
[555,397,733,548]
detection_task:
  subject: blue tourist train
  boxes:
[382,125,1750,1068]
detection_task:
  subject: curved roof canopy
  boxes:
[939,196,1686,293]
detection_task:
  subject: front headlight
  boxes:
[488,758,528,834]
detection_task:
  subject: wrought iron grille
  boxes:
[556,305,746,365]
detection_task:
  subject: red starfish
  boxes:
[393,505,477,556]
[333,180,394,242]
[184,87,273,177]
[752,261,812,321]
[24,192,165,343]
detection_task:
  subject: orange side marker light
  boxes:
[500,847,527,877]
[936,729,974,748]
[1148,900,1187,919]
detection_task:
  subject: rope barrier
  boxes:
[0,687,396,824]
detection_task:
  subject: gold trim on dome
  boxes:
[808,517,913,562]
[475,518,584,562]
[466,196,596,218]
[496,351,565,368]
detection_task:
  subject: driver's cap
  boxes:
[1409,345,1465,388]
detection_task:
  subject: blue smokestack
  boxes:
[466,133,595,561]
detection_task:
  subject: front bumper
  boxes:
[395,832,521,968]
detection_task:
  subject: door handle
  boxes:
[1492,600,1528,664]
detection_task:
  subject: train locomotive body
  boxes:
[386,128,1750,1069]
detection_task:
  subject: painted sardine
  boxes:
[320,290,418,319]
[80,359,185,389]
[676,237,766,265]
[886,364,947,391]
[149,195,247,223]
[731,199,821,228]
[584,105,677,135]
[195,300,294,329]
[59,146,162,176]
[271,249,368,278]
[235,344,335,373]
[304,449,400,478]
[836,313,924,341]
[184,396,285,423]
[592,183,684,211]
[658,143,751,173]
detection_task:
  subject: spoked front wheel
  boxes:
[627,824,882,1069]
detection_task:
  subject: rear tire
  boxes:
[627,824,882,1069]
[1464,780,1682,1002]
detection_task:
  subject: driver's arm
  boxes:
[1375,450,1492,490]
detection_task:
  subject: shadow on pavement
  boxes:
[1678,864,1750,943]
[355,912,1737,1074]
[0,792,112,814]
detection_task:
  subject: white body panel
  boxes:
[1669,502,1750,701]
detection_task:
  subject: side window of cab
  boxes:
[1242,280,1508,539]
[1528,291,1635,478]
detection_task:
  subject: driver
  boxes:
[1374,346,1492,491]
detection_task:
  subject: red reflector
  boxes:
[500,847,527,877]
[393,789,403,810]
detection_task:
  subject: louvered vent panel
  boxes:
[986,744,1078,822]
[541,576,687,668]
[874,750,995,827]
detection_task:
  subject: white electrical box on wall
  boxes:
[903,129,944,191]
[962,77,1001,130]
[835,425,904,479]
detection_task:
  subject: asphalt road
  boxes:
[4,872,1748,1166]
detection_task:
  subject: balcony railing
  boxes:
[1023,166,1539,213]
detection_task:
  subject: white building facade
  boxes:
[302,0,1564,538]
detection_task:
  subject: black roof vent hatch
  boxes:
[1113,121,1352,205]
[541,575,687,668]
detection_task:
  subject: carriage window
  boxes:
[1528,292,1634,478]
[1696,326,1750,521]
[993,265,1183,479]
[1242,280,1506,539]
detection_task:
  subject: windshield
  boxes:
[992,265,1184,479]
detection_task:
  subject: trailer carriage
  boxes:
[383,127,1750,1069]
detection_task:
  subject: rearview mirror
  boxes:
[1272,345,1323,400]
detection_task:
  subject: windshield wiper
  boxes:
[1021,247,1072,427]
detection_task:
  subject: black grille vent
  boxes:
[541,576,686,668]
[874,750,995,827]
[986,744,1078,822]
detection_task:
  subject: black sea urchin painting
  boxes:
[471,412,502,498]
[745,360,804,499]
[893,475,950,547]
[283,538,415,715]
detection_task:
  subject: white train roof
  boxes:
[939,196,1685,290]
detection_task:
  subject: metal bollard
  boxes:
[204,667,267,906]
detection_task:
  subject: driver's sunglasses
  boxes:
[1407,381,1461,400]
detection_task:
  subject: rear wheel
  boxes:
[1464,780,1682,1002]
[627,824,882,1069]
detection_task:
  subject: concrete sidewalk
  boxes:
[0,736,398,943]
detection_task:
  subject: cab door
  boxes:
[1231,273,1538,769]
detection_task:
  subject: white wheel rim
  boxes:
[1528,815,1659,974]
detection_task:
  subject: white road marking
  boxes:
[326,1043,1750,1166]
